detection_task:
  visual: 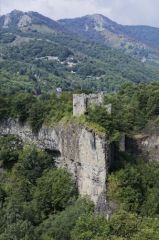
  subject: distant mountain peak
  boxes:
[86,13,117,24]
[59,13,118,32]
[87,13,105,18]
[2,10,31,29]
[85,13,119,32]
[59,13,120,37]
[0,9,62,32]
[89,14,106,32]
[1,10,159,52]
[87,13,110,20]
[10,9,24,15]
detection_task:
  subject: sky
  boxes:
[0,0,159,27]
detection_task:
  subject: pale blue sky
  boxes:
[0,0,159,27]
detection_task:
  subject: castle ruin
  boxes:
[73,93,111,117]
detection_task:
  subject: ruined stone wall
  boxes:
[0,119,109,205]
[73,94,87,117]
[73,93,104,117]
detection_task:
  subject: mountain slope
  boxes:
[59,14,130,51]
[0,10,159,95]
[0,10,62,33]
[59,14,159,49]
[123,25,159,49]
[59,14,159,63]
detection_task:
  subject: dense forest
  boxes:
[1,82,159,135]
[1,10,159,95]
[1,36,159,95]
[1,83,159,239]
[1,9,159,240]
[1,135,159,240]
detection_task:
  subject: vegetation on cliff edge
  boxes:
[0,136,159,239]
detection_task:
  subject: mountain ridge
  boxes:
[0,10,63,33]
[1,10,159,52]
[59,13,159,57]
[0,10,159,95]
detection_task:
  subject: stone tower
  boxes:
[73,93,105,117]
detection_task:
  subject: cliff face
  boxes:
[0,119,109,206]
[134,132,159,161]
[126,131,159,162]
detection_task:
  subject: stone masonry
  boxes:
[73,93,105,117]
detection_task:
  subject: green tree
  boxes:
[132,217,159,240]
[0,135,22,168]
[0,97,9,120]
[28,101,47,133]
[38,198,94,240]
[71,214,110,240]
[109,211,139,238]
[0,220,37,240]
[14,146,53,183]
[108,161,159,216]
[0,186,6,209]
[11,93,36,122]
[33,168,77,219]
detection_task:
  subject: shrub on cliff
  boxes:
[28,101,48,133]
[11,93,36,122]
[0,135,22,168]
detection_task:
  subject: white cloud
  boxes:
[0,0,159,27]
[0,0,111,19]
[101,0,159,27]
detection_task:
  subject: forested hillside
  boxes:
[1,82,159,134]
[0,10,159,95]
[59,14,159,61]
[1,83,159,239]
[1,5,159,240]
[1,135,159,240]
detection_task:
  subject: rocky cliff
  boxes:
[126,130,159,162]
[134,132,159,161]
[0,119,110,207]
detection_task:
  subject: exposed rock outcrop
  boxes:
[18,15,32,28]
[3,14,11,28]
[126,132,159,162]
[0,119,109,206]
[110,129,159,162]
